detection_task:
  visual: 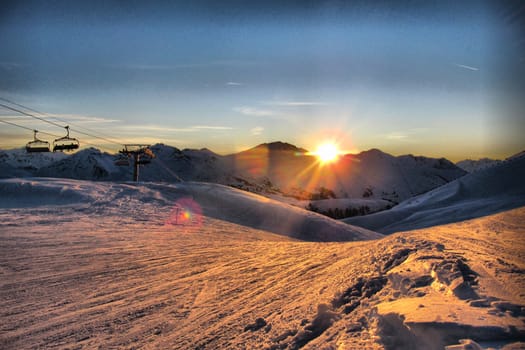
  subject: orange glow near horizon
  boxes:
[313,143,340,164]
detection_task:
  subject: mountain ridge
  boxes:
[0,142,467,204]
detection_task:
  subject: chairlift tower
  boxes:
[119,144,155,182]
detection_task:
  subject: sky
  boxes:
[0,0,524,161]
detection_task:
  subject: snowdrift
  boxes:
[0,178,381,241]
[0,178,94,208]
[344,153,525,234]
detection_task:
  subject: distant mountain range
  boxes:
[456,158,502,173]
[0,142,469,202]
[227,144,466,202]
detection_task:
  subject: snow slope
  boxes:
[1,181,523,349]
[344,152,525,234]
[0,178,380,242]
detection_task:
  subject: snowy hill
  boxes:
[0,178,380,241]
[456,157,502,173]
[1,177,523,349]
[344,153,525,234]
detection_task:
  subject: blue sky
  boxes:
[0,0,523,160]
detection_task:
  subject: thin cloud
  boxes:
[116,64,174,70]
[384,128,428,141]
[0,115,35,122]
[115,60,258,71]
[53,114,120,124]
[454,63,479,71]
[386,133,408,140]
[192,125,233,131]
[122,125,198,133]
[251,126,264,136]
[265,101,327,107]
[122,125,232,133]
[233,106,276,117]
[0,109,119,125]
[226,82,243,86]
[0,62,26,70]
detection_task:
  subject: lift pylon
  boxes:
[119,144,155,182]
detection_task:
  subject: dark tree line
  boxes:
[307,204,374,219]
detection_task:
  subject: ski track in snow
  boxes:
[0,178,524,349]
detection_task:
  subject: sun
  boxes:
[315,143,340,164]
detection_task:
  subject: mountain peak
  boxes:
[357,148,392,159]
[254,141,308,153]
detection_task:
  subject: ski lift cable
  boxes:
[0,117,113,151]
[0,102,66,129]
[0,96,127,144]
[0,98,156,155]
[0,98,125,147]
[0,118,61,138]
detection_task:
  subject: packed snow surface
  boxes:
[0,177,523,349]
[345,153,525,234]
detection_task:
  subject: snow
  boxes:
[0,144,467,205]
[0,176,523,348]
[344,154,525,234]
[0,147,523,349]
[0,148,67,169]
[36,148,130,180]
[456,158,502,173]
[0,178,380,242]
[0,148,67,178]
[228,145,467,202]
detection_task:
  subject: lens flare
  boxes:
[314,143,340,164]
[165,197,203,228]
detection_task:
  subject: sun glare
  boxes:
[315,143,340,164]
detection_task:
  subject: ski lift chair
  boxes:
[137,147,155,164]
[53,126,80,152]
[26,130,50,153]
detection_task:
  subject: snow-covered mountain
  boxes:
[138,144,234,183]
[0,148,67,178]
[0,143,467,203]
[36,147,130,180]
[345,152,525,233]
[456,157,502,173]
[227,145,467,202]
